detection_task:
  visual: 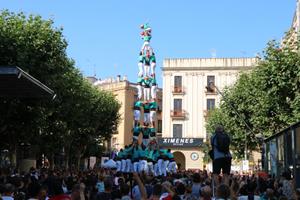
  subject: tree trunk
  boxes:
[10,144,17,169]
[64,142,71,169]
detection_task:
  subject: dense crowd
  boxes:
[0,167,298,200]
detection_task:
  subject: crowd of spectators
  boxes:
[0,167,298,200]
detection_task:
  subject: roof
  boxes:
[264,121,300,142]
[0,66,55,98]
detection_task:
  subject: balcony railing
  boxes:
[205,86,217,95]
[172,86,185,94]
[171,110,186,119]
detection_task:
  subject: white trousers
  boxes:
[116,161,121,172]
[144,87,150,101]
[126,159,132,173]
[144,112,150,124]
[139,160,148,173]
[121,159,126,172]
[141,41,150,52]
[150,111,156,124]
[151,85,157,99]
[133,162,139,172]
[138,62,143,77]
[168,161,177,174]
[137,85,143,100]
[134,110,141,121]
[144,65,150,77]
[164,160,170,176]
[154,163,159,176]
[158,159,165,176]
[151,62,156,75]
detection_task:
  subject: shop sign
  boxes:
[158,138,203,147]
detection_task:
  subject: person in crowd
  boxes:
[211,125,232,186]
[166,149,176,174]
[1,184,15,200]
[191,173,201,199]
[216,184,230,200]
[96,180,112,200]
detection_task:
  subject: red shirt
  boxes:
[49,194,71,200]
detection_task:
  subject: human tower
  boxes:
[115,24,176,176]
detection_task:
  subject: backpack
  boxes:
[215,132,230,153]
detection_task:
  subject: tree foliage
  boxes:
[206,40,300,158]
[0,10,120,168]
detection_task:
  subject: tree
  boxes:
[206,40,300,158]
[0,10,120,168]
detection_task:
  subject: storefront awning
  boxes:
[0,66,55,98]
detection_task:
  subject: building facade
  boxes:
[161,58,257,170]
[282,0,300,48]
[90,76,163,151]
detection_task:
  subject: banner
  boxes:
[158,138,203,147]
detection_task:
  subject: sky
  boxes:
[0,0,297,86]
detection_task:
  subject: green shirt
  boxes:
[143,35,151,42]
[142,128,151,137]
[143,103,150,112]
[160,149,168,155]
[149,101,157,110]
[139,148,146,158]
[134,101,143,108]
[166,152,174,159]
[152,150,160,161]
[142,78,151,87]
[132,147,140,161]
[137,77,143,84]
[117,151,125,159]
[150,77,157,85]
[150,55,156,63]
[133,126,141,134]
[124,146,133,156]
[138,55,144,63]
[143,23,150,30]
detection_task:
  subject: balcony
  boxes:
[172,86,185,94]
[171,110,186,119]
[205,86,217,95]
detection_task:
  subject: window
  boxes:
[174,99,182,111]
[207,76,215,92]
[173,124,182,138]
[207,76,215,86]
[207,99,215,110]
[157,120,162,133]
[174,76,182,87]
[158,99,162,111]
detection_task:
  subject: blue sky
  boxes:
[1,0,296,86]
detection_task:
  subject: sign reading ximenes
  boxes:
[158,138,203,147]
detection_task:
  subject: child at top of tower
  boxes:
[140,23,152,53]
[140,23,152,40]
